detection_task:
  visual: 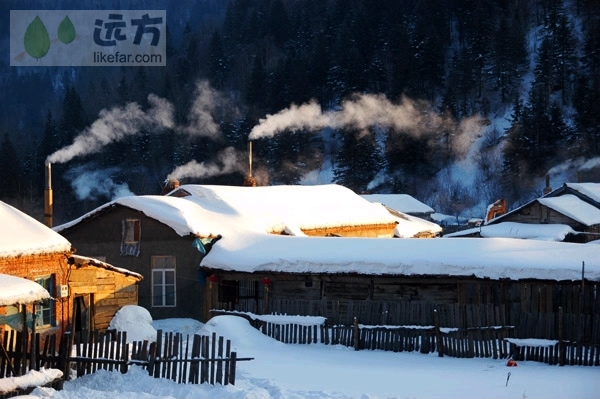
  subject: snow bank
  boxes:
[108,305,157,342]
[0,368,62,394]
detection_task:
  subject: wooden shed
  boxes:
[199,233,600,343]
[487,182,600,243]
[68,255,143,334]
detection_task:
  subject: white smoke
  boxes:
[167,147,245,180]
[46,80,224,165]
[546,156,600,186]
[66,166,135,201]
[179,81,223,138]
[248,94,471,141]
[47,94,174,164]
[580,157,600,171]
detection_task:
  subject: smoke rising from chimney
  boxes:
[46,81,225,165]
[66,166,135,201]
[167,147,245,180]
[47,94,174,164]
[249,94,457,138]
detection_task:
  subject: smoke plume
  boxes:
[47,94,174,164]
[46,80,225,165]
[179,81,223,138]
[167,147,245,180]
[249,94,457,140]
[66,166,135,201]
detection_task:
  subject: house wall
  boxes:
[0,253,70,339]
[300,223,397,238]
[204,271,600,327]
[68,265,140,330]
[500,203,599,242]
[502,202,571,225]
[60,206,206,321]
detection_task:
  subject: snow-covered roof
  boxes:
[0,273,51,306]
[387,208,442,237]
[70,254,143,280]
[175,184,397,233]
[55,195,223,237]
[0,201,72,258]
[538,195,600,226]
[56,184,398,238]
[445,222,576,241]
[200,233,600,281]
[563,182,600,203]
[361,194,435,215]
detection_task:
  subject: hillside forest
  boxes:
[1,0,599,225]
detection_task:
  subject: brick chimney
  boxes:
[161,178,180,195]
[542,174,552,196]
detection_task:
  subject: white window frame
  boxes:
[151,256,176,307]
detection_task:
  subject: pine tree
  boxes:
[333,127,383,193]
[0,133,21,199]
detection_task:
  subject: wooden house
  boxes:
[54,184,401,321]
[67,255,142,334]
[0,200,141,342]
[0,200,73,339]
[361,193,441,238]
[199,232,600,342]
[54,196,210,321]
[485,182,600,243]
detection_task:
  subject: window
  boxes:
[152,256,176,307]
[121,219,141,256]
[35,275,55,328]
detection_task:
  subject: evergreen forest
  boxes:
[1,0,599,225]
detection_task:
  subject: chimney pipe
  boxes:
[243,140,257,187]
[249,140,253,178]
[44,162,53,227]
[542,174,552,196]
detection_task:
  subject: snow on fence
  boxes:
[0,328,252,397]
[211,310,600,366]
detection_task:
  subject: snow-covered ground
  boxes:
[21,315,600,399]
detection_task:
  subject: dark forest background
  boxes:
[1,0,599,225]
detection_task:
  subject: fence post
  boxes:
[558,306,565,366]
[228,351,237,385]
[353,317,359,351]
[434,309,443,357]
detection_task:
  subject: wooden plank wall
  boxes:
[232,279,600,343]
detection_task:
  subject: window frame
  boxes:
[35,275,55,328]
[151,256,176,308]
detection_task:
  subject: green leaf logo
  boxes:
[57,15,76,44]
[24,16,50,59]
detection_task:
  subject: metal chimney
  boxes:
[44,162,53,227]
[243,140,257,187]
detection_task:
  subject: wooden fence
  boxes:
[244,299,600,344]
[0,328,252,398]
[68,329,251,385]
[253,314,600,366]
